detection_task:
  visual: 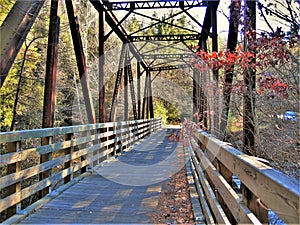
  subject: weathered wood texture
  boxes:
[186,130,299,225]
[0,118,161,222]
[7,128,185,224]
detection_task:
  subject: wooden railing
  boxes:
[186,129,299,225]
[0,118,162,223]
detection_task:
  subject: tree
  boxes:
[193,0,299,176]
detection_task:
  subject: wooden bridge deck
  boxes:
[20,128,187,224]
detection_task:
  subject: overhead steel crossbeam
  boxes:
[130,34,201,42]
[142,53,195,60]
[149,64,190,72]
[138,40,192,56]
[129,7,199,36]
[90,0,148,69]
[103,0,207,10]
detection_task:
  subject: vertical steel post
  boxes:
[211,1,219,136]
[193,69,198,122]
[211,1,219,81]
[99,6,106,123]
[124,49,129,121]
[40,0,60,198]
[147,70,154,118]
[137,62,141,119]
[243,0,256,156]
[221,0,241,140]
[65,0,96,124]
[142,72,148,119]
[110,45,126,121]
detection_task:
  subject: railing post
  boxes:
[80,131,88,174]
[39,137,53,198]
[64,133,74,184]
[241,183,268,223]
[113,122,118,155]
[6,141,21,217]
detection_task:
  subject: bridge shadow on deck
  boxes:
[20,128,185,224]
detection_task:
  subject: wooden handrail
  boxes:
[0,118,162,222]
[186,129,299,225]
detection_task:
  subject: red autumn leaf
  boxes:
[211,52,218,59]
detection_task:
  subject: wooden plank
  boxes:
[2,172,90,225]
[194,131,300,224]
[0,122,112,143]
[0,118,159,144]
[190,138,262,224]
[37,132,108,155]
[189,155,215,224]
[1,145,97,189]
[0,147,36,167]
[64,133,74,183]
[188,140,230,224]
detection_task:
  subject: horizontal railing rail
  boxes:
[0,118,162,223]
[185,129,299,225]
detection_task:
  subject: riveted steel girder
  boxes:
[90,0,147,69]
[149,64,190,71]
[130,34,201,42]
[104,0,206,10]
[142,53,195,60]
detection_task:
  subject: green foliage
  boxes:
[0,0,15,26]
[154,101,168,125]
[165,102,181,123]
[154,99,181,125]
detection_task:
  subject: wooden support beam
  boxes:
[6,141,21,218]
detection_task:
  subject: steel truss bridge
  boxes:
[0,1,299,224]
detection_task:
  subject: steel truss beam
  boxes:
[149,64,190,71]
[130,34,201,42]
[142,53,195,60]
[0,0,45,88]
[110,45,126,122]
[104,0,206,10]
[66,0,96,124]
[90,0,147,69]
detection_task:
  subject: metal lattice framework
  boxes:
[91,0,220,123]
[0,0,222,127]
[103,0,207,10]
